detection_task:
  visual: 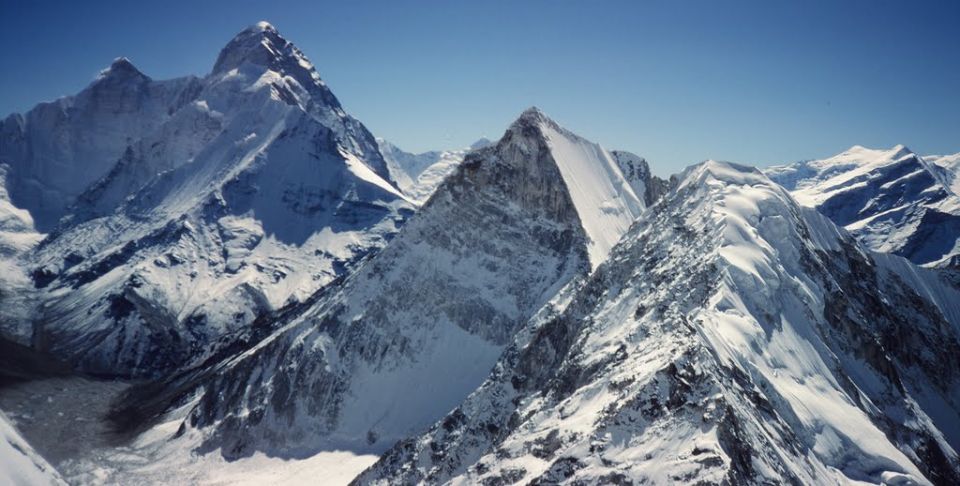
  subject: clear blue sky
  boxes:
[1,0,957,175]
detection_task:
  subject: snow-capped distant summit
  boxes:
[610,150,673,206]
[0,64,201,230]
[470,137,493,150]
[378,139,470,204]
[97,57,147,81]
[766,145,960,266]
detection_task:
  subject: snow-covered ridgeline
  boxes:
[359,160,960,485]
[1,411,64,486]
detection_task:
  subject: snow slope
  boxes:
[0,411,65,486]
[766,145,960,266]
[925,152,960,196]
[536,113,644,267]
[359,160,960,485]
[10,22,412,378]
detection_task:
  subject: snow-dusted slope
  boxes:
[766,145,960,266]
[0,167,43,344]
[0,411,65,486]
[15,22,412,378]
[0,165,42,257]
[80,108,646,483]
[359,160,960,485]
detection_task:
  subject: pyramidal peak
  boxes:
[498,106,645,268]
[209,21,345,112]
[212,20,303,75]
[512,105,557,129]
[96,56,148,81]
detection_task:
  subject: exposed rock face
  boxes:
[766,145,960,267]
[8,23,411,378]
[357,161,960,485]
[611,150,673,206]
[120,108,646,464]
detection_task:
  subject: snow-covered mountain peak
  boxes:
[835,143,913,165]
[500,108,645,267]
[97,57,148,82]
[211,22,331,99]
[213,22,288,74]
[610,151,665,207]
[767,144,928,207]
[683,159,768,188]
[510,106,560,132]
[248,20,277,33]
[359,153,960,485]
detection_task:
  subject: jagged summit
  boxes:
[213,21,310,75]
[498,107,644,267]
[510,105,559,131]
[97,57,147,80]
[210,21,345,119]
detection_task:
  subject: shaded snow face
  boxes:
[10,23,412,379]
[0,62,203,232]
[766,145,960,267]
[359,160,960,486]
